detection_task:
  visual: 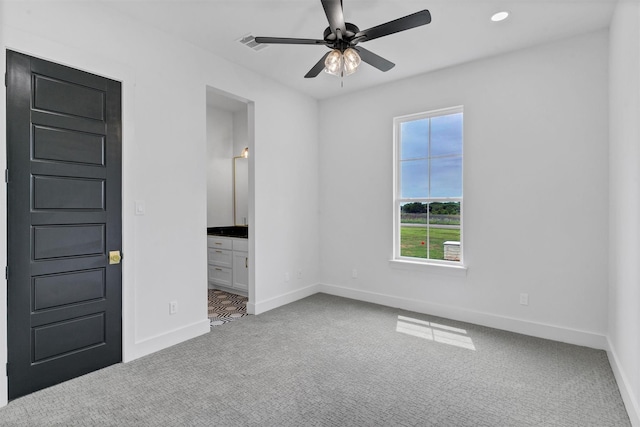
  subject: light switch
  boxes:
[135,200,146,216]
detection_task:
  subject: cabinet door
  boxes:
[232,252,249,292]
[208,265,232,288]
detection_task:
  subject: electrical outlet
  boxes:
[519,293,529,306]
[352,268,358,279]
[284,272,290,282]
[297,269,302,279]
[169,301,178,315]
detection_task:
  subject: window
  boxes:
[394,106,463,265]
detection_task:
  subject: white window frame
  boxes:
[392,105,464,267]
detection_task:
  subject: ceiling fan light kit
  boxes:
[342,47,361,75]
[324,49,344,76]
[254,0,431,80]
[324,47,361,77]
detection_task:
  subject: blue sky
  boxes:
[400,112,463,199]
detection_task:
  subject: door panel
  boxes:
[32,176,105,210]
[33,313,105,362]
[32,224,106,260]
[33,126,105,165]
[33,75,105,120]
[6,50,122,399]
[33,269,106,310]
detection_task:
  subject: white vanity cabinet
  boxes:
[232,239,248,292]
[207,236,248,294]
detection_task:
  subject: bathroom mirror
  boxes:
[233,156,248,226]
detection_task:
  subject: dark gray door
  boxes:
[6,51,122,399]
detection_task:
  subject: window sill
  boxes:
[388,259,468,277]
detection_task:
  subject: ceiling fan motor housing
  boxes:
[323,23,360,50]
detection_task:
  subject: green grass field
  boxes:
[400,226,460,259]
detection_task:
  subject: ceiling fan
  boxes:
[254,0,431,78]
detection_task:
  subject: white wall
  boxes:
[0,0,320,406]
[233,109,249,226]
[233,109,249,157]
[319,30,610,348]
[206,106,234,227]
[608,1,640,424]
[205,105,250,227]
[249,82,321,310]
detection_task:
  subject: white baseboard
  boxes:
[128,319,210,361]
[252,284,320,315]
[318,283,608,350]
[246,301,256,315]
[607,339,640,426]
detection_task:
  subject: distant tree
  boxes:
[430,202,460,215]
[402,202,427,214]
[402,202,460,215]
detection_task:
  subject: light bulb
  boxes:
[324,49,344,77]
[343,48,361,76]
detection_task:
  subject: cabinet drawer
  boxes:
[232,239,248,252]
[207,236,232,250]
[208,265,232,287]
[207,248,232,268]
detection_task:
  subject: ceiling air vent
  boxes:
[238,34,269,52]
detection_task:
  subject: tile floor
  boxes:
[208,289,249,326]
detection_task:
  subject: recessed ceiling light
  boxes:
[491,11,509,22]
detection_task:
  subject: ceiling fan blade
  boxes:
[321,0,346,40]
[355,10,431,43]
[305,52,331,78]
[254,37,328,45]
[354,47,395,72]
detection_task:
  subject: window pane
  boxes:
[428,201,461,260]
[430,156,462,198]
[400,203,428,258]
[427,225,461,261]
[400,119,429,160]
[429,202,461,226]
[400,202,462,261]
[400,159,428,198]
[431,113,463,157]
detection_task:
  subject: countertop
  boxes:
[207,226,248,239]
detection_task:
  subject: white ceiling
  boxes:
[103,0,616,100]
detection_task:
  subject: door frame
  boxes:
[1,46,136,405]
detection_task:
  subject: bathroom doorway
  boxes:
[205,87,255,323]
